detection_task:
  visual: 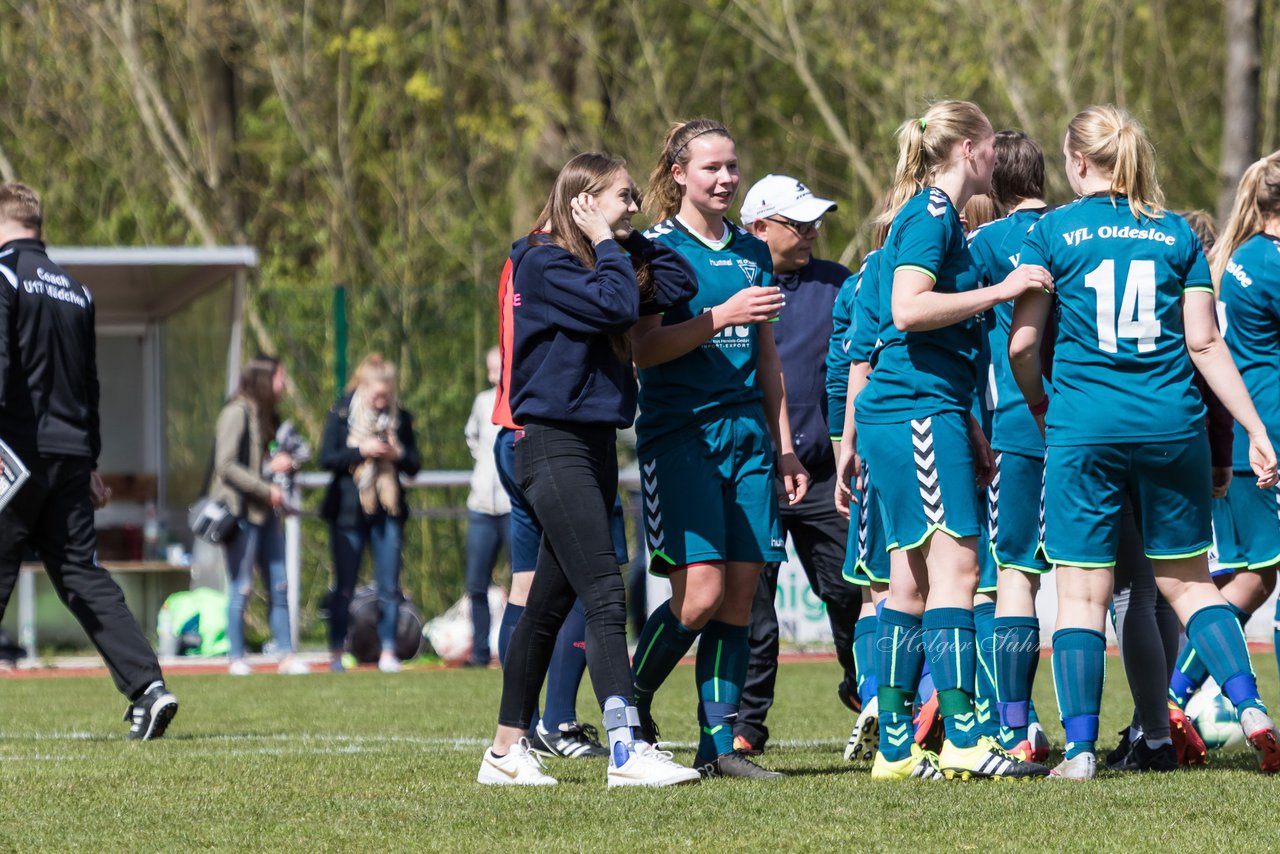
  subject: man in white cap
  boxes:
[733,175,861,755]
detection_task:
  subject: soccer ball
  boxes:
[1185,682,1247,753]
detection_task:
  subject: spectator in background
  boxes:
[212,355,309,676]
[320,354,422,673]
[734,174,860,755]
[464,346,511,667]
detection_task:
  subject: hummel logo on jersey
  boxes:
[709,259,734,267]
[737,259,760,286]
[926,189,948,218]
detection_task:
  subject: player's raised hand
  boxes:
[714,286,785,327]
[1247,430,1278,489]
[570,193,614,245]
[999,264,1054,301]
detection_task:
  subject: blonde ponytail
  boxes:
[646,119,734,222]
[875,100,991,228]
[1212,151,1280,291]
[1066,105,1165,221]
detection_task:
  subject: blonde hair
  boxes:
[646,119,734,222]
[876,100,991,228]
[1066,105,1166,221]
[347,353,398,401]
[963,194,997,231]
[1211,152,1280,290]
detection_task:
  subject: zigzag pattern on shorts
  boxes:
[857,460,872,564]
[1038,452,1048,543]
[912,417,945,526]
[641,458,665,553]
[987,452,1002,545]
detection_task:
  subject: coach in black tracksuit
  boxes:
[0,183,177,740]
[733,176,860,753]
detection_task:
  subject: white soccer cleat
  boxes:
[277,657,310,675]
[228,660,252,677]
[845,696,878,763]
[607,742,701,788]
[1049,752,1097,780]
[1239,707,1280,774]
[478,738,558,786]
[378,652,403,673]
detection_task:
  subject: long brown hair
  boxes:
[1066,105,1166,221]
[876,101,991,228]
[530,152,654,305]
[646,119,734,222]
[1211,152,1280,291]
[236,355,281,444]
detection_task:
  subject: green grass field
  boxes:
[2,656,1279,852]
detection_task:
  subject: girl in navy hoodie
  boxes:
[478,153,701,788]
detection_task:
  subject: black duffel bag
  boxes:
[345,584,424,663]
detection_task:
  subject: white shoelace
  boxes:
[514,737,550,773]
[632,742,680,766]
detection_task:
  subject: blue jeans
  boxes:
[329,514,404,652]
[224,515,292,659]
[465,510,509,663]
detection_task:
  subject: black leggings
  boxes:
[497,421,632,729]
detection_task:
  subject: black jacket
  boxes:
[508,230,697,428]
[319,393,422,527]
[0,238,100,464]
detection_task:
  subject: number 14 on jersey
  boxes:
[1083,259,1161,353]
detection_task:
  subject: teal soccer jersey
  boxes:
[636,217,774,454]
[847,249,883,364]
[855,188,983,423]
[1018,196,1211,446]
[1219,233,1280,470]
[968,209,1048,455]
[826,252,878,439]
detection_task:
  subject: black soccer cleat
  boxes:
[695,751,785,780]
[1105,727,1136,770]
[1113,737,1179,773]
[638,710,661,747]
[125,683,179,741]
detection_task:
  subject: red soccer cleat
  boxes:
[914,690,944,752]
[1168,701,1207,767]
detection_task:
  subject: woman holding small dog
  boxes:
[320,354,422,672]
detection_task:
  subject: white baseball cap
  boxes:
[740,174,837,224]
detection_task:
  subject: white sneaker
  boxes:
[477,738,558,786]
[378,653,403,673]
[607,741,701,788]
[228,660,252,677]
[845,696,878,763]
[277,657,310,675]
[1050,751,1097,780]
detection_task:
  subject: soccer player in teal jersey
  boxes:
[1009,105,1280,779]
[830,245,893,763]
[847,100,1053,781]
[628,120,809,781]
[966,131,1053,763]
[1183,152,1280,708]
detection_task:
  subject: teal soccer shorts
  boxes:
[1043,435,1212,567]
[855,411,984,551]
[843,457,890,586]
[987,450,1050,574]
[640,405,785,573]
[1210,477,1280,574]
